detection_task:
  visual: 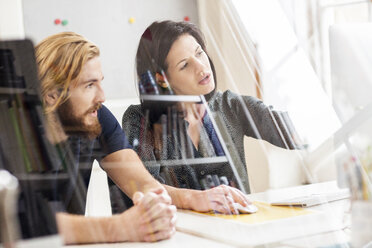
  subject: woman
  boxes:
[123,21,298,203]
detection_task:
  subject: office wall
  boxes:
[0,0,25,39]
[197,0,258,98]
[22,0,199,101]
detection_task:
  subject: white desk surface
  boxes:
[66,232,234,248]
[177,180,350,247]
[66,181,350,248]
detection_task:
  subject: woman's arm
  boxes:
[163,184,251,215]
[224,90,290,148]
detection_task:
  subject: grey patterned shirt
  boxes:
[122,90,292,193]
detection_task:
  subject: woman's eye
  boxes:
[197,51,204,56]
[180,63,188,70]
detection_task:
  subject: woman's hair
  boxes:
[136,20,217,100]
[35,32,100,114]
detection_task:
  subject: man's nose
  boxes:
[96,84,106,103]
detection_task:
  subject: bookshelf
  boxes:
[145,157,229,167]
[141,94,201,102]
[0,39,69,246]
[0,87,27,94]
[140,94,246,193]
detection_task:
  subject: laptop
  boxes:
[270,188,350,207]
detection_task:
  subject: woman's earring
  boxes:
[155,72,166,88]
[155,71,174,95]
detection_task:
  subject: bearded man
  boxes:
[35,32,176,244]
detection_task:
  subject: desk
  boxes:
[176,181,350,247]
[66,232,235,248]
[63,181,350,248]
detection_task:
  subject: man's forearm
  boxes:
[56,212,128,244]
[102,149,163,198]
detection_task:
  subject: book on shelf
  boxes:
[160,114,168,160]
[0,100,27,174]
[13,94,46,172]
[0,49,26,89]
[31,104,64,172]
[0,142,5,170]
[171,105,180,159]
[137,94,245,192]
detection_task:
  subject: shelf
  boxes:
[144,156,228,167]
[0,87,27,94]
[140,94,202,102]
[15,173,69,181]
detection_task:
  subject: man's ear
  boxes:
[44,89,60,107]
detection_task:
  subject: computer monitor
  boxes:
[329,23,372,122]
[302,23,372,186]
[316,23,372,190]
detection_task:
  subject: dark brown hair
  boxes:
[136,20,217,100]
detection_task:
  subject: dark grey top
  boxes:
[122,90,293,193]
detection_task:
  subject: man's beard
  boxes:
[57,99,102,140]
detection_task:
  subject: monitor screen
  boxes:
[329,23,372,122]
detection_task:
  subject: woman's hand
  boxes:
[186,185,252,214]
[115,188,177,242]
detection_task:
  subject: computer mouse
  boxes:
[233,202,258,214]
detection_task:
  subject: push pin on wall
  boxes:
[54,19,61,25]
[128,17,135,24]
[61,20,68,26]
[184,16,190,22]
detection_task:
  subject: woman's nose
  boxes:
[193,57,206,75]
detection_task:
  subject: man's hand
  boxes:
[186,185,252,214]
[117,187,177,242]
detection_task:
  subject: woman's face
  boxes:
[165,34,215,95]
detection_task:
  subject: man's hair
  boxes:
[35,32,100,113]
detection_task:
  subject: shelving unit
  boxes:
[15,173,69,181]
[145,157,228,167]
[0,39,66,245]
[141,94,201,102]
[0,87,27,94]
[140,94,246,193]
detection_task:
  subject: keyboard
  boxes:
[270,189,350,207]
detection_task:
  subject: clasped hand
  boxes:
[122,187,177,242]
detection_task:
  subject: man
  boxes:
[35,32,176,244]
[36,31,251,244]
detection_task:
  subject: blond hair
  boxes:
[35,32,100,113]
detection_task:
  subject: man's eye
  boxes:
[86,83,94,88]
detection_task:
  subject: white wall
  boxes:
[197,0,259,98]
[21,0,199,101]
[0,0,25,39]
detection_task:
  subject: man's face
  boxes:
[57,57,105,139]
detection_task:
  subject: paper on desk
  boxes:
[196,201,313,224]
[178,201,343,247]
